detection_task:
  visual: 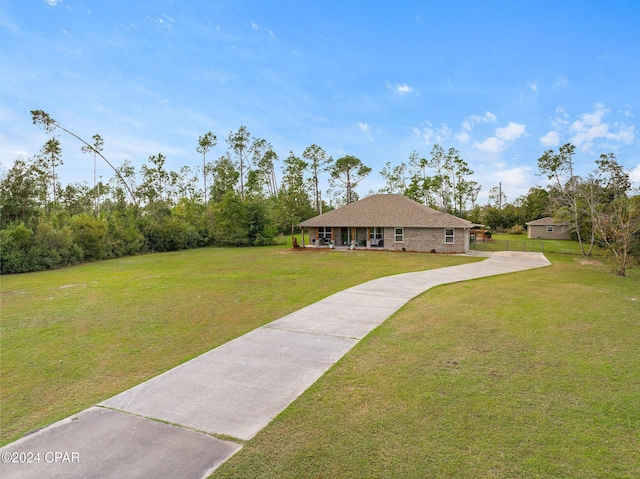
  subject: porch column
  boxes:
[301,227,305,247]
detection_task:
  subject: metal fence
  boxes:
[469,239,591,255]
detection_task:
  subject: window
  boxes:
[369,227,383,246]
[369,227,383,240]
[318,227,332,242]
[394,228,404,243]
[445,228,454,244]
[547,225,554,232]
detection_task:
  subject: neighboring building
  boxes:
[470,224,490,242]
[525,217,572,239]
[298,194,472,253]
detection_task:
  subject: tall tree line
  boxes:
[0,112,373,273]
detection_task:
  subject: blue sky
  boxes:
[1,0,639,204]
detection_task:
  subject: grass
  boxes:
[213,254,639,479]
[471,233,607,255]
[0,245,478,445]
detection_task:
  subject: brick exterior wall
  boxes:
[305,226,469,252]
[384,227,468,253]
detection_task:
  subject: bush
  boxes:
[212,193,276,247]
[508,225,526,235]
[71,214,109,261]
[142,214,203,252]
[0,224,35,274]
[106,211,145,257]
[30,221,83,271]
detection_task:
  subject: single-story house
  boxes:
[298,194,473,253]
[525,217,572,240]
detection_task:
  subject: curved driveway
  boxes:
[1,251,550,479]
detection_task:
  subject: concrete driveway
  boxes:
[0,251,550,479]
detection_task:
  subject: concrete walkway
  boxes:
[1,251,550,479]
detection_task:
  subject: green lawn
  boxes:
[213,254,639,479]
[0,245,477,445]
[471,234,606,255]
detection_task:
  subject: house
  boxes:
[525,217,572,240]
[298,194,472,253]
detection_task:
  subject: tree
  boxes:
[537,143,588,255]
[226,126,251,199]
[196,131,217,210]
[302,145,332,214]
[446,149,473,216]
[584,153,636,274]
[249,138,279,198]
[488,184,507,209]
[31,110,137,204]
[277,151,313,234]
[379,161,407,194]
[0,157,46,223]
[138,153,170,206]
[405,150,427,203]
[81,134,104,215]
[466,181,482,211]
[37,138,63,208]
[518,187,550,221]
[210,154,239,203]
[424,144,452,211]
[592,195,640,276]
[329,155,371,204]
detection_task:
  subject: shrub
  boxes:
[30,221,83,271]
[71,214,109,261]
[0,224,35,274]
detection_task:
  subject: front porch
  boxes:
[304,226,385,249]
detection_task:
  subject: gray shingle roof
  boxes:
[525,216,569,226]
[299,194,473,228]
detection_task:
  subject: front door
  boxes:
[341,228,349,246]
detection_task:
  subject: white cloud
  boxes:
[413,122,451,143]
[44,0,63,6]
[528,82,538,92]
[540,131,560,147]
[386,81,413,95]
[413,126,432,142]
[470,112,497,124]
[474,121,525,153]
[456,112,497,144]
[569,104,636,150]
[10,149,30,157]
[455,131,470,144]
[496,122,526,140]
[358,122,369,132]
[474,137,505,153]
[629,164,640,184]
[251,22,259,31]
[555,74,569,87]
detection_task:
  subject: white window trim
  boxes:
[394,227,404,243]
[445,228,454,244]
[547,225,554,232]
[318,227,332,241]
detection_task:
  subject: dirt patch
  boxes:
[59,284,84,289]
[575,259,602,266]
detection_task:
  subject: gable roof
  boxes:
[525,216,569,226]
[299,194,473,228]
